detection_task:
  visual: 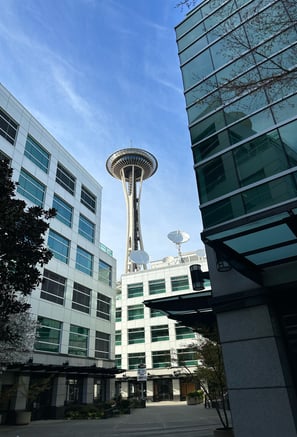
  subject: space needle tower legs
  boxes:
[106,148,158,273]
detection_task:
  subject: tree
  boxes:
[194,338,231,430]
[0,159,55,345]
[0,304,37,365]
[176,0,297,102]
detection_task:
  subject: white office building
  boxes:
[0,83,118,422]
[115,250,210,402]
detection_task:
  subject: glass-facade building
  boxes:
[176,1,297,436]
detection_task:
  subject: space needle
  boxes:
[106,148,158,273]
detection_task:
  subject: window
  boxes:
[48,230,70,263]
[81,185,96,212]
[35,316,62,353]
[95,331,110,359]
[177,348,197,367]
[17,169,45,206]
[150,308,166,318]
[40,269,66,305]
[68,324,88,356]
[0,107,18,144]
[151,325,169,342]
[78,214,95,242]
[127,283,143,298]
[115,355,122,368]
[175,326,195,340]
[128,352,145,370]
[115,330,122,346]
[116,308,122,322]
[99,259,112,286]
[53,194,73,227]
[24,135,49,173]
[152,350,171,368]
[171,275,189,292]
[149,279,166,295]
[76,246,93,276]
[72,282,91,314]
[128,328,145,344]
[56,163,76,195]
[97,293,111,320]
[128,304,144,320]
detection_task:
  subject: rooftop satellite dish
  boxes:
[129,250,149,266]
[167,230,190,259]
[167,230,190,244]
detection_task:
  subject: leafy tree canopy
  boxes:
[0,159,55,343]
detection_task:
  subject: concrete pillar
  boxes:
[13,375,29,411]
[172,378,180,401]
[146,380,153,401]
[82,376,94,404]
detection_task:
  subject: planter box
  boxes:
[15,411,31,425]
[186,397,200,405]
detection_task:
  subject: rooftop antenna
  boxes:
[167,230,190,260]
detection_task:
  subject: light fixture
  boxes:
[189,264,205,290]
[216,252,232,272]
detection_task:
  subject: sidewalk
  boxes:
[0,401,230,437]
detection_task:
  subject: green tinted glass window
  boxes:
[176,326,195,340]
[181,49,213,90]
[150,308,166,318]
[128,328,145,344]
[76,246,93,276]
[99,259,112,286]
[171,275,189,292]
[128,352,145,370]
[78,214,95,242]
[197,152,237,203]
[48,230,70,263]
[35,317,62,353]
[24,136,49,173]
[151,325,169,342]
[149,279,166,295]
[17,169,45,207]
[234,131,288,188]
[128,304,144,320]
[127,283,143,298]
[115,331,121,346]
[68,324,88,356]
[152,350,171,368]
[53,194,73,227]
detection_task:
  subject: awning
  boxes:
[202,204,297,286]
[144,291,217,338]
[8,363,123,377]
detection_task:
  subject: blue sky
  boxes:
[0,0,204,274]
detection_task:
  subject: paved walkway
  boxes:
[0,401,231,437]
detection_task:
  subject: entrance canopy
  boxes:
[144,291,216,338]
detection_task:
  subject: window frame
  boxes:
[72,282,91,314]
[56,163,76,195]
[48,229,70,264]
[24,135,50,173]
[75,246,93,276]
[35,316,62,353]
[40,269,66,305]
[17,168,45,207]
[97,292,111,320]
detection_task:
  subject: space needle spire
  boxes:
[106,148,158,273]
